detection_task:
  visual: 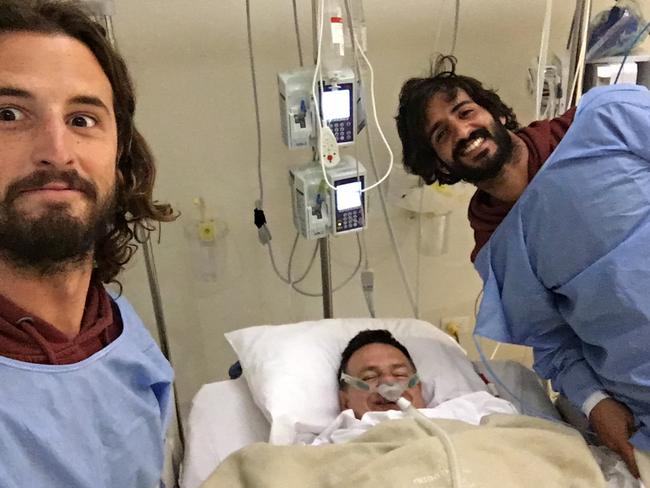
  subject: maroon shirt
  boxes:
[0,280,122,365]
[468,108,576,262]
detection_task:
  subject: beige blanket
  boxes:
[202,414,606,488]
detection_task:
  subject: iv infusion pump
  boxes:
[290,157,367,239]
[278,67,359,149]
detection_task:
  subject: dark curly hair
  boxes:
[337,329,416,390]
[0,0,176,283]
[395,56,520,185]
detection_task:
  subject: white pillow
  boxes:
[225,318,488,445]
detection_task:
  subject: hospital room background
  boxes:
[101,0,650,473]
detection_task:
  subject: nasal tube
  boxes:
[395,396,462,488]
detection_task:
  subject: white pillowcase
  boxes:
[225,318,488,445]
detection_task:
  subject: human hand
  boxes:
[589,398,639,478]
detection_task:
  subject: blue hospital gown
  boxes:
[0,294,173,487]
[474,84,650,451]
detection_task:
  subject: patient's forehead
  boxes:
[347,343,413,374]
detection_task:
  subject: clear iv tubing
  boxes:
[396,397,461,488]
[471,333,598,440]
[471,292,600,437]
[312,0,394,194]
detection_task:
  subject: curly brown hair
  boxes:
[0,0,176,283]
[395,56,520,185]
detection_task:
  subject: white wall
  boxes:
[109,0,610,419]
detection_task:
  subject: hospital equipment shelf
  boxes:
[583,53,650,90]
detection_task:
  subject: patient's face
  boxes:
[339,343,426,419]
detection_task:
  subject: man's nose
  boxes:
[451,119,473,142]
[377,374,401,385]
[31,115,74,168]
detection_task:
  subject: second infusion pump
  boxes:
[290,157,367,239]
[278,67,358,149]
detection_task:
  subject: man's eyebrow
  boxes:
[0,87,33,99]
[0,89,111,114]
[358,363,411,375]
[428,99,473,140]
[70,95,111,113]
[357,366,380,375]
[390,363,411,369]
[451,100,473,114]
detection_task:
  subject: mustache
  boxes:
[4,170,97,204]
[453,128,492,161]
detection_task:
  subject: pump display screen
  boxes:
[322,89,351,121]
[336,181,362,211]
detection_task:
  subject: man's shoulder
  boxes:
[106,290,160,349]
[577,84,650,115]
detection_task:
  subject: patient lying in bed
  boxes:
[200,326,642,487]
[304,329,518,445]
[203,330,609,487]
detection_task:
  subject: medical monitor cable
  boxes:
[336,0,418,318]
[342,0,375,319]
[364,126,418,318]
[246,0,274,253]
[248,0,320,288]
[250,0,360,295]
[287,233,320,286]
[450,0,460,55]
[291,0,304,68]
[360,236,376,317]
[428,0,459,61]
[290,233,363,297]
[267,233,311,286]
[265,232,320,290]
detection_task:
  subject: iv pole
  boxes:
[312,0,334,318]
[87,0,186,450]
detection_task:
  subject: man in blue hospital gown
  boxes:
[396,63,650,479]
[0,1,176,486]
[471,83,650,479]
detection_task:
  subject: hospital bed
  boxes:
[180,319,638,488]
[179,318,570,488]
[182,364,564,488]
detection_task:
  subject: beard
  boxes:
[447,119,513,184]
[0,169,115,275]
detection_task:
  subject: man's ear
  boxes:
[500,115,507,125]
[339,389,349,410]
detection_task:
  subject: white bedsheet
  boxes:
[303,391,518,445]
[180,378,269,488]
